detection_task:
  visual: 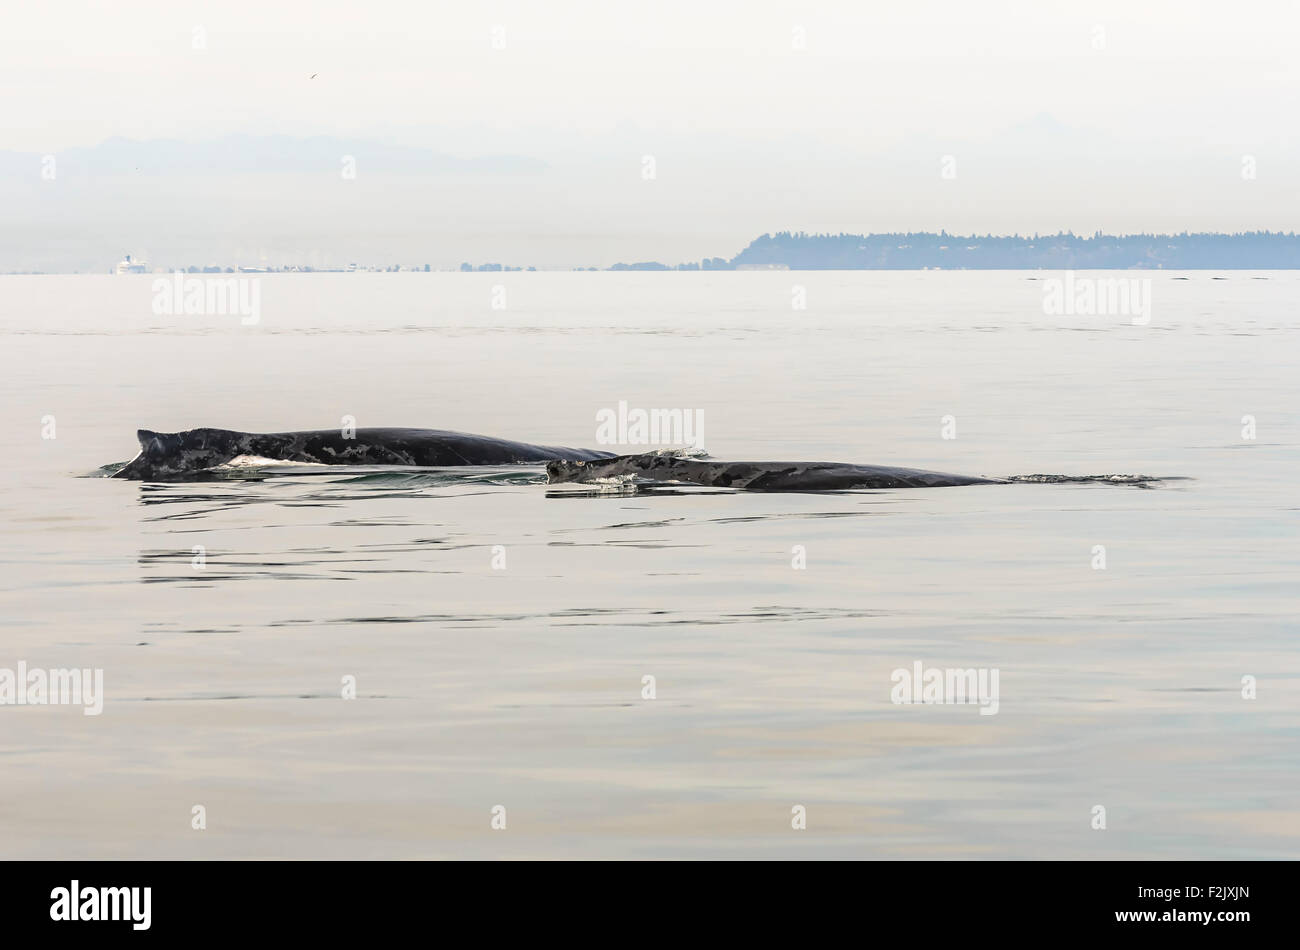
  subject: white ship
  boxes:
[115,254,149,274]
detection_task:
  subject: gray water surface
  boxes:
[1,271,1296,858]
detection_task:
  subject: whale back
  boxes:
[112,427,615,479]
[546,452,1004,490]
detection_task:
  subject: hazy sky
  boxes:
[4,1,1298,269]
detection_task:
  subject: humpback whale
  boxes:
[545,453,1004,490]
[110,427,616,480]
[107,428,1167,489]
[546,453,1170,491]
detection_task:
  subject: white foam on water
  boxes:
[219,454,319,469]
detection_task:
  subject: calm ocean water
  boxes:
[1,271,1296,858]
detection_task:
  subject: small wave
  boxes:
[332,469,546,488]
[999,474,1186,485]
[591,446,710,461]
[587,473,641,487]
[657,445,711,459]
[221,454,317,469]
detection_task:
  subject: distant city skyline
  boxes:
[21,229,1295,276]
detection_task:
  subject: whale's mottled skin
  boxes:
[545,453,1007,490]
[111,427,616,480]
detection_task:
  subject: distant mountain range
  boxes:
[609,231,1300,270]
[0,135,547,177]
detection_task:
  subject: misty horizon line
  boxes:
[13,229,1300,275]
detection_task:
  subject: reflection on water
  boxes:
[1,272,1298,859]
